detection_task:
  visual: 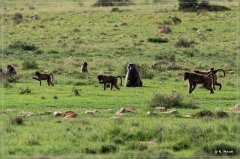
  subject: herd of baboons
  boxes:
[0,63,226,94]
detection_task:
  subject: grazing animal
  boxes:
[184,71,215,94]
[33,71,54,86]
[6,65,17,77]
[97,74,122,90]
[194,68,225,90]
[125,63,142,87]
[81,62,88,73]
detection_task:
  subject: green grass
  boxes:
[1,0,239,158]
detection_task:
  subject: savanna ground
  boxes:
[0,0,239,158]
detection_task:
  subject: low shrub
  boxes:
[22,59,38,70]
[12,12,23,24]
[147,37,169,43]
[8,41,38,51]
[172,141,190,151]
[202,140,238,156]
[175,38,195,48]
[19,87,31,94]
[100,144,118,153]
[127,142,148,151]
[194,109,214,118]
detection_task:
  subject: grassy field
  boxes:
[1,0,239,158]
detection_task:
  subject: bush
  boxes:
[12,12,23,24]
[175,38,195,48]
[22,59,38,70]
[100,144,117,153]
[19,87,31,94]
[147,37,169,43]
[148,91,184,108]
[8,41,38,51]
[203,140,238,156]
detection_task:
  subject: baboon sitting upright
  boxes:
[6,65,17,77]
[97,74,122,90]
[81,62,88,73]
[125,63,142,87]
[184,71,215,94]
[194,68,225,90]
[33,71,54,86]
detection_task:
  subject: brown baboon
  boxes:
[194,68,225,90]
[6,65,17,76]
[184,72,215,94]
[81,62,88,73]
[125,63,142,87]
[97,74,122,90]
[33,71,54,86]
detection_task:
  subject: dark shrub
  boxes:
[203,140,238,156]
[148,37,169,43]
[127,142,148,151]
[175,38,195,48]
[12,13,23,24]
[22,59,38,70]
[172,141,190,151]
[100,144,117,153]
[216,111,229,118]
[9,116,24,125]
[8,41,38,51]
[194,109,214,118]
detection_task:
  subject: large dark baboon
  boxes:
[184,72,215,94]
[125,63,142,87]
[81,62,88,73]
[194,68,225,90]
[6,65,17,76]
[33,71,54,86]
[97,74,122,90]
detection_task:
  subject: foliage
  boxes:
[22,59,38,70]
[202,140,238,156]
[147,37,169,43]
[93,0,134,7]
[12,12,23,24]
[19,87,31,94]
[175,38,195,48]
[8,41,38,51]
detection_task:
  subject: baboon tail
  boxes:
[214,69,226,76]
[116,76,122,86]
[49,73,54,82]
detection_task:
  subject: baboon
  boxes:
[194,68,225,90]
[81,62,88,73]
[33,71,54,86]
[184,72,215,94]
[97,74,122,90]
[6,65,17,76]
[125,63,143,87]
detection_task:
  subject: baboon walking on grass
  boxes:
[33,71,54,86]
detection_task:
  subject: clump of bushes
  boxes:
[175,38,195,48]
[194,109,214,118]
[19,87,31,94]
[148,37,169,43]
[202,140,238,156]
[8,41,38,51]
[12,12,23,24]
[148,91,198,109]
[9,116,24,125]
[22,59,38,70]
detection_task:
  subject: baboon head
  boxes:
[83,62,88,67]
[34,71,40,76]
[127,63,137,72]
[209,68,214,72]
[184,72,189,80]
[97,74,103,82]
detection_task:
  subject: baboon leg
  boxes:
[134,79,142,87]
[191,83,197,92]
[110,83,113,90]
[103,83,106,90]
[114,84,120,90]
[215,82,222,90]
[189,83,193,94]
[203,82,214,94]
[126,80,131,87]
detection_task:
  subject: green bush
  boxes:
[19,87,31,94]
[175,38,195,48]
[147,37,169,43]
[203,140,238,156]
[22,59,38,70]
[148,91,184,108]
[8,41,38,51]
[12,12,23,24]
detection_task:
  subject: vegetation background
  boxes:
[0,0,239,158]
